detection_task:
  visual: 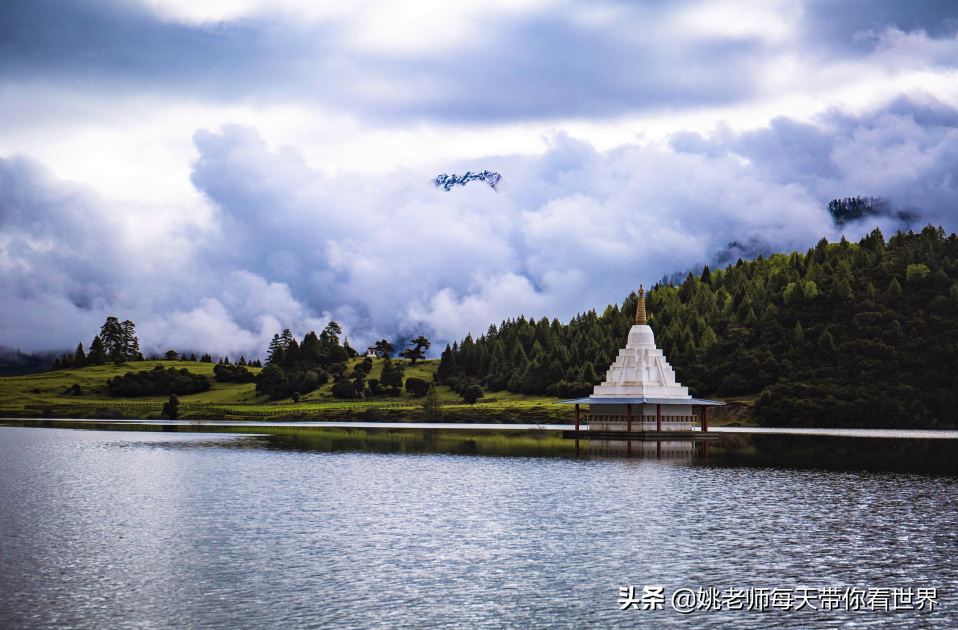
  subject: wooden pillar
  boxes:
[626,403,632,432]
[656,404,661,432]
[702,406,708,432]
[574,403,580,457]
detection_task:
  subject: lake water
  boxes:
[1,426,956,629]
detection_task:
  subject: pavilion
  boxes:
[557,285,725,435]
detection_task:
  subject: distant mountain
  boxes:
[433,171,502,191]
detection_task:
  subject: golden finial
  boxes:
[635,284,647,325]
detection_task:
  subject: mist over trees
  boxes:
[0,347,61,376]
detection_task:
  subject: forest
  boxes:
[37,222,958,429]
[436,224,958,429]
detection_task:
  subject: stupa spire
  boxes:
[634,285,646,325]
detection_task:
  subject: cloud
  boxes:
[5,0,955,125]
[3,2,958,355]
[670,99,958,228]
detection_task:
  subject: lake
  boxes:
[1,426,955,628]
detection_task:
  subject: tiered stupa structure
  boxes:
[558,285,724,435]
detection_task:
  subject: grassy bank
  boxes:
[0,359,570,423]
[0,358,757,425]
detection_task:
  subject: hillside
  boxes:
[440,225,958,429]
[0,358,565,423]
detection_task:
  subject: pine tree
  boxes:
[266,334,282,364]
[888,277,903,298]
[89,335,107,365]
[74,342,87,368]
[100,317,125,360]
[436,344,458,383]
[121,320,141,360]
[819,327,836,353]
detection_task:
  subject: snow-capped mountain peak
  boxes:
[433,170,502,191]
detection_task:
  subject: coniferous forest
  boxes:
[437,225,958,429]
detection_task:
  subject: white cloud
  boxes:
[2,1,958,354]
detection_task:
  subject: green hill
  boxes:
[441,225,958,429]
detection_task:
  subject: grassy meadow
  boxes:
[0,358,571,423]
[0,357,754,425]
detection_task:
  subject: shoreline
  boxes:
[3,418,958,440]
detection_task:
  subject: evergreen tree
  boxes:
[793,321,804,346]
[379,356,405,389]
[74,343,87,368]
[436,344,458,382]
[162,395,179,420]
[266,334,283,364]
[89,335,107,365]
[888,277,903,298]
[100,317,125,360]
[121,320,141,360]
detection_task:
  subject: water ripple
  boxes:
[0,427,955,629]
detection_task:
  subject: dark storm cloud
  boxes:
[7,0,951,123]
[0,155,117,306]
[803,0,958,55]
[0,0,761,121]
[0,0,329,100]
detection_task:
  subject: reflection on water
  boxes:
[1,426,956,630]
[248,427,958,475]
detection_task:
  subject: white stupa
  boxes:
[591,287,691,400]
[558,285,723,433]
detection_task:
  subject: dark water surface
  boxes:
[1,427,956,629]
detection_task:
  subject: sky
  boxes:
[1,0,957,358]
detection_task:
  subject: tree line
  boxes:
[438,224,958,429]
[51,317,143,370]
[50,317,262,371]
[254,325,436,400]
